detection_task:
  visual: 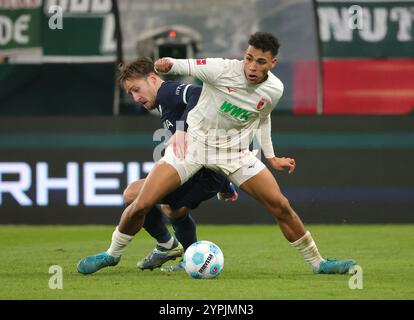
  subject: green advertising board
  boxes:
[0,0,42,61]
[315,0,414,58]
[0,0,115,63]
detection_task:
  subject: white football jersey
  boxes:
[164,58,284,159]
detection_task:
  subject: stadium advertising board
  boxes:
[0,160,155,207]
[316,0,414,58]
[0,0,42,60]
[1,117,414,224]
[0,148,161,224]
[314,0,414,114]
[0,0,115,63]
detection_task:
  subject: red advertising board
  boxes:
[323,59,414,114]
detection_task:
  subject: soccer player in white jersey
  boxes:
[78,32,355,275]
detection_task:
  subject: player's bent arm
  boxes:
[155,58,226,84]
[154,58,173,73]
[257,116,296,174]
[258,115,275,159]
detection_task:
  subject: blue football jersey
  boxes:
[155,80,201,134]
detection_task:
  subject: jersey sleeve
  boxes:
[178,85,202,131]
[258,115,275,159]
[257,82,283,158]
[160,58,227,84]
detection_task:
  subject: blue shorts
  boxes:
[162,168,226,211]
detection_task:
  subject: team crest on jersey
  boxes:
[256,98,268,110]
[196,58,207,65]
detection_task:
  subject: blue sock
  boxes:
[171,213,197,251]
[143,206,172,244]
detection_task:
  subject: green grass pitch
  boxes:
[0,225,413,300]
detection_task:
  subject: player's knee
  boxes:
[160,204,173,217]
[169,207,190,221]
[123,187,135,204]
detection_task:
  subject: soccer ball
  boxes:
[183,240,224,279]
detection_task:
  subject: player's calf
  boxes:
[266,194,292,219]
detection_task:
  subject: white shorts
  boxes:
[159,144,266,187]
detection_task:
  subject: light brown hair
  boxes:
[117,57,155,87]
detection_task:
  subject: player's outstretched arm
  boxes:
[155,57,225,84]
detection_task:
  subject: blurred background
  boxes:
[0,0,413,224]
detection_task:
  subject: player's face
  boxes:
[124,75,158,110]
[243,45,277,85]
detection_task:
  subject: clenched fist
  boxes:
[154,58,174,73]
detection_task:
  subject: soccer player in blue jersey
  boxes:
[77,57,237,274]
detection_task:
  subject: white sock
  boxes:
[290,231,325,269]
[157,236,174,249]
[106,227,134,258]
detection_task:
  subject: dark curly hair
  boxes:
[117,57,155,87]
[248,32,280,57]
